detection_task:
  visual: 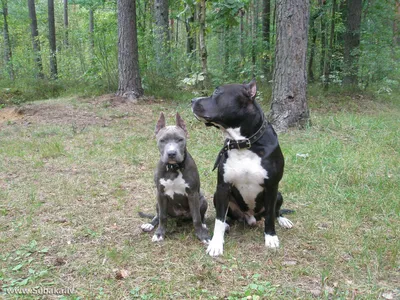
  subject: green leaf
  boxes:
[12,263,23,271]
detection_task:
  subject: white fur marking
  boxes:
[141,223,155,232]
[159,171,189,198]
[245,215,257,226]
[202,223,207,229]
[223,149,268,210]
[225,127,245,140]
[152,234,164,242]
[265,234,279,248]
[206,219,226,257]
[278,217,293,229]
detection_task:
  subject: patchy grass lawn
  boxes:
[0,93,399,299]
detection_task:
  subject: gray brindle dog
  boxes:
[140,112,210,243]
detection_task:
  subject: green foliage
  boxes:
[0,0,399,103]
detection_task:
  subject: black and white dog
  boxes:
[191,80,293,257]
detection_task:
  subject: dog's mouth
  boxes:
[193,113,217,127]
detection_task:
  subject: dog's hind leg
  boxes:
[275,192,293,229]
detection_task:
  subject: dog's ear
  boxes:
[155,112,166,135]
[176,112,188,137]
[247,79,257,100]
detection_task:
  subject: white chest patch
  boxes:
[223,149,268,210]
[159,171,189,198]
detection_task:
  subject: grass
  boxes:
[0,92,399,299]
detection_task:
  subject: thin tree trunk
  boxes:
[343,0,362,86]
[270,0,310,132]
[240,8,245,61]
[198,0,207,81]
[63,0,68,46]
[1,0,14,80]
[320,0,326,81]
[89,8,94,59]
[48,0,58,79]
[116,0,143,100]
[154,0,169,74]
[262,0,271,79]
[252,0,259,77]
[323,0,336,90]
[308,7,321,83]
[28,0,44,79]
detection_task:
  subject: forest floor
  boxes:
[0,93,399,299]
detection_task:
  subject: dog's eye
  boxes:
[160,139,166,143]
[178,138,184,143]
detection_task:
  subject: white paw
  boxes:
[245,215,257,226]
[265,234,280,248]
[151,234,164,242]
[224,223,230,232]
[278,217,293,229]
[141,223,155,232]
[202,223,207,229]
[206,239,224,257]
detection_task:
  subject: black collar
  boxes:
[165,152,186,172]
[213,117,268,170]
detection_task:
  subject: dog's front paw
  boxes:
[206,239,224,257]
[278,217,293,229]
[264,234,279,249]
[196,227,210,244]
[151,234,164,242]
[141,223,155,232]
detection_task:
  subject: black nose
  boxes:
[167,150,177,159]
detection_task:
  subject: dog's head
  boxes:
[155,112,188,164]
[191,80,257,131]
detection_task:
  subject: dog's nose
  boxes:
[167,150,177,159]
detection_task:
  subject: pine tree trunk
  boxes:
[270,0,310,132]
[48,0,58,79]
[89,8,95,60]
[116,0,143,100]
[262,0,271,79]
[1,0,14,80]
[28,0,44,79]
[198,0,208,81]
[323,0,336,90]
[63,0,69,46]
[343,0,362,86]
[154,0,169,74]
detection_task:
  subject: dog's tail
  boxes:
[138,211,155,219]
[280,209,295,215]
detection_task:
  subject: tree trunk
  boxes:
[240,8,245,61]
[1,0,14,80]
[198,0,208,81]
[28,0,44,79]
[89,8,95,60]
[117,0,143,100]
[308,6,322,83]
[270,0,310,132]
[323,0,336,90]
[63,0,68,46]
[262,0,271,79]
[252,0,259,77]
[48,0,58,79]
[320,0,326,81]
[154,0,169,74]
[185,9,195,60]
[395,1,400,46]
[343,0,362,86]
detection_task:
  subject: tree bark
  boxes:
[63,0,68,46]
[116,0,143,100]
[262,0,271,79]
[28,0,44,79]
[323,0,336,90]
[154,0,169,74]
[395,1,400,46]
[270,0,310,132]
[1,0,14,80]
[89,8,94,59]
[343,0,362,86]
[48,0,58,79]
[198,0,208,81]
